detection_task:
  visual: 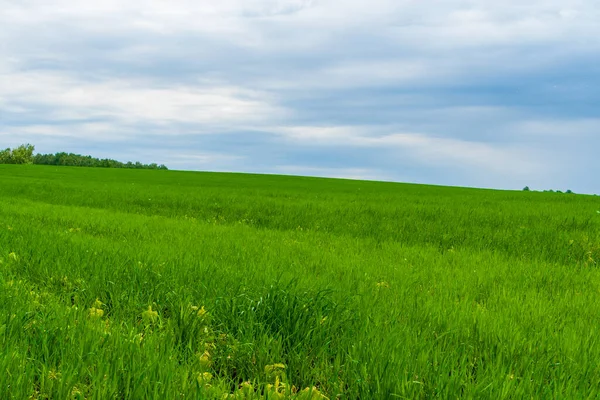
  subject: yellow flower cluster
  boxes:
[197,371,213,388]
[88,299,105,319]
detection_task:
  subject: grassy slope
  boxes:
[1,165,600,399]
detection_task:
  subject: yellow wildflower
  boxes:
[89,308,104,318]
[240,381,254,392]
[198,351,212,369]
[197,306,208,318]
[197,372,213,383]
[299,386,329,400]
[93,298,104,309]
[142,305,159,323]
[48,369,61,381]
[266,375,288,399]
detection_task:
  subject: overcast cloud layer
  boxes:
[1,0,599,193]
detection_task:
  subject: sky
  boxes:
[1,0,599,193]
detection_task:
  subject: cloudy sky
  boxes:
[1,1,599,193]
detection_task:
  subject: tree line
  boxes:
[0,144,168,170]
[523,186,574,194]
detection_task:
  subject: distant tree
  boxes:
[566,189,574,194]
[0,148,12,164]
[0,144,35,164]
[522,186,530,191]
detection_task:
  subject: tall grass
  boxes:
[1,165,600,399]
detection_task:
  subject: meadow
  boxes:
[1,165,600,399]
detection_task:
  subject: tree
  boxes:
[0,144,35,164]
[522,186,530,191]
[0,148,12,164]
[12,144,35,164]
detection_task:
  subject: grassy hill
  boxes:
[1,165,600,399]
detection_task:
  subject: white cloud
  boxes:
[145,151,245,171]
[0,123,131,141]
[273,125,371,143]
[4,0,599,48]
[1,70,288,130]
[273,124,546,178]
[367,133,544,176]
[514,119,600,138]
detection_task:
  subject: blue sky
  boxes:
[1,0,599,193]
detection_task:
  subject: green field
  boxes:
[1,165,600,399]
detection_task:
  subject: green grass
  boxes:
[1,164,600,399]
